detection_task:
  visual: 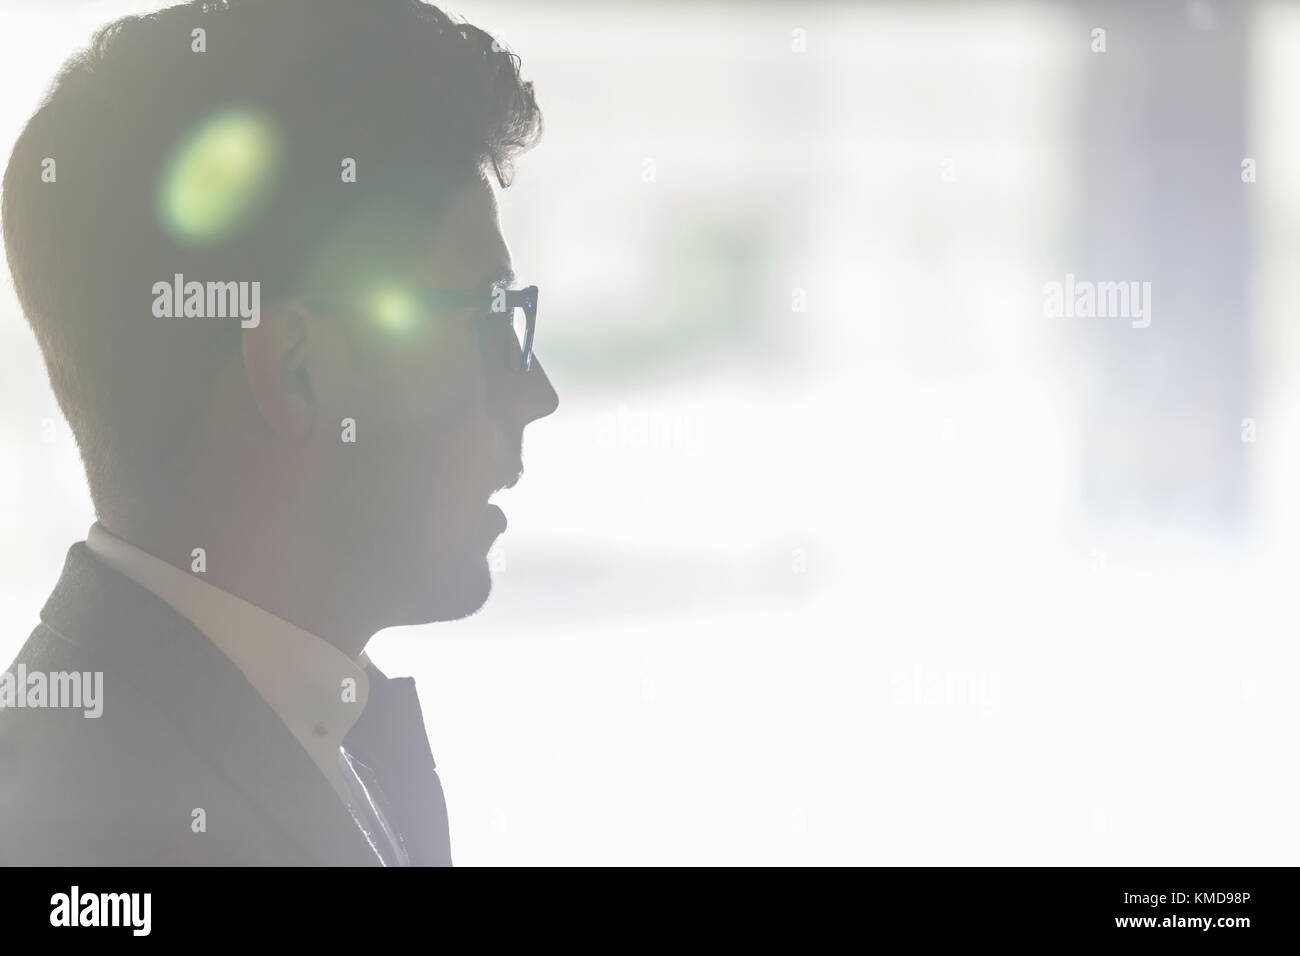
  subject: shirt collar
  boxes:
[84,522,369,803]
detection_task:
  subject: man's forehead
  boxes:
[423,177,512,289]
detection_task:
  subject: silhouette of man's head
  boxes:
[3,0,559,641]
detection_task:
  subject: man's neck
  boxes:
[98,512,374,659]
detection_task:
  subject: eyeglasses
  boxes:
[418,283,539,373]
[308,282,540,373]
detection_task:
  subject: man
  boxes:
[0,0,557,865]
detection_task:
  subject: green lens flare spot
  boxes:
[365,284,421,335]
[156,109,284,244]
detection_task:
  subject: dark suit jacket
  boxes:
[0,543,452,865]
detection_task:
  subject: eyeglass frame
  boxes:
[417,283,539,373]
[305,282,540,373]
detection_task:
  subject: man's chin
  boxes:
[407,556,494,624]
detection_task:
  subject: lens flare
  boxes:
[156,109,283,243]
[365,284,422,334]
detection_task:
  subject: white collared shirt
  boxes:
[85,522,409,865]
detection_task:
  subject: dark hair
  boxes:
[2,0,541,517]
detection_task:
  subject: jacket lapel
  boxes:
[344,664,453,866]
[40,543,381,866]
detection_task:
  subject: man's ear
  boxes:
[241,298,319,439]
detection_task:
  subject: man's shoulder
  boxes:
[0,621,308,866]
[1,541,385,866]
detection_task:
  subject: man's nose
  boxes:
[508,355,559,425]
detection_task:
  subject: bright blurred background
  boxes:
[2,0,1299,864]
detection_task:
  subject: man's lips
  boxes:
[483,464,520,537]
[497,463,524,492]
